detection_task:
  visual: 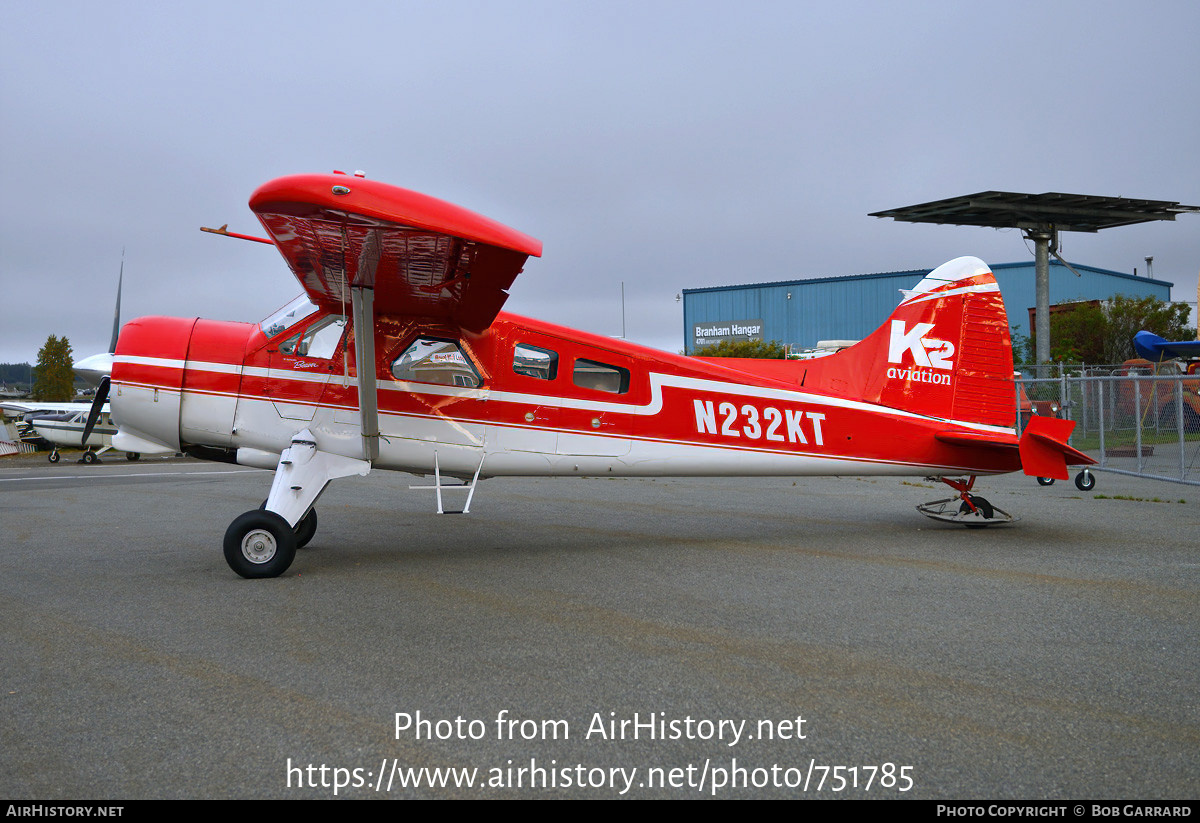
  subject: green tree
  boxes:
[693,339,788,359]
[1021,296,1194,365]
[1101,295,1193,363]
[0,362,34,390]
[1010,325,1034,365]
[32,335,75,401]
[1048,301,1107,363]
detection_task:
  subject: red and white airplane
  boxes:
[84,172,1094,578]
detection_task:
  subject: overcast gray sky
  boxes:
[2,0,1197,365]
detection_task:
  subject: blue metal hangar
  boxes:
[681,261,1172,354]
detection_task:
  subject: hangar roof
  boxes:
[682,261,1172,295]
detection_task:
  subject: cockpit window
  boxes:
[391,338,482,388]
[279,315,346,359]
[261,295,318,338]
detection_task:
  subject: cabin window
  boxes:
[573,358,629,394]
[279,315,346,359]
[513,343,558,380]
[261,295,318,338]
[391,338,482,388]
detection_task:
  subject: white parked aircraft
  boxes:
[31,405,141,463]
[0,401,140,463]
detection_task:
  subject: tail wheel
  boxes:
[1036,476,1055,486]
[1074,470,1096,492]
[960,495,995,519]
[223,510,296,579]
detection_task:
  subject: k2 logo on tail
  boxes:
[887,321,955,370]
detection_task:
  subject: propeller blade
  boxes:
[109,252,123,354]
[82,375,110,446]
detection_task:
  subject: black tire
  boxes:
[959,495,995,519]
[126,452,140,461]
[48,451,60,463]
[1036,476,1055,486]
[1074,471,1096,492]
[223,510,297,579]
[82,451,98,464]
[294,509,318,548]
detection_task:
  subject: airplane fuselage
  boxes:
[111,305,1022,482]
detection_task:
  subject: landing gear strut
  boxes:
[916,476,1016,526]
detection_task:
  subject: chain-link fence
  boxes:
[1016,364,1200,486]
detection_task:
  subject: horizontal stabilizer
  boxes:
[1018,416,1096,480]
[934,429,1019,449]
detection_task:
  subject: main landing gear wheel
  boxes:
[257,500,318,548]
[126,452,140,461]
[81,451,98,464]
[1036,476,1055,486]
[48,450,60,463]
[223,510,296,579]
[1074,470,1096,492]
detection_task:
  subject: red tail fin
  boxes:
[804,257,1016,428]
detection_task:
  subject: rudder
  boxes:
[805,257,1016,429]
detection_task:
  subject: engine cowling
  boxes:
[111,316,256,454]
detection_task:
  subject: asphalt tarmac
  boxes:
[1,453,1197,799]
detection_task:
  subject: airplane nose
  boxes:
[73,351,114,387]
[109,315,198,455]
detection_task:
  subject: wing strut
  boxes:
[351,230,382,462]
[351,286,379,462]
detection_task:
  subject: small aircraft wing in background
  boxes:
[1133,331,1200,363]
[0,401,95,416]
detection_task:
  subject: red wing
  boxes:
[250,174,542,333]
